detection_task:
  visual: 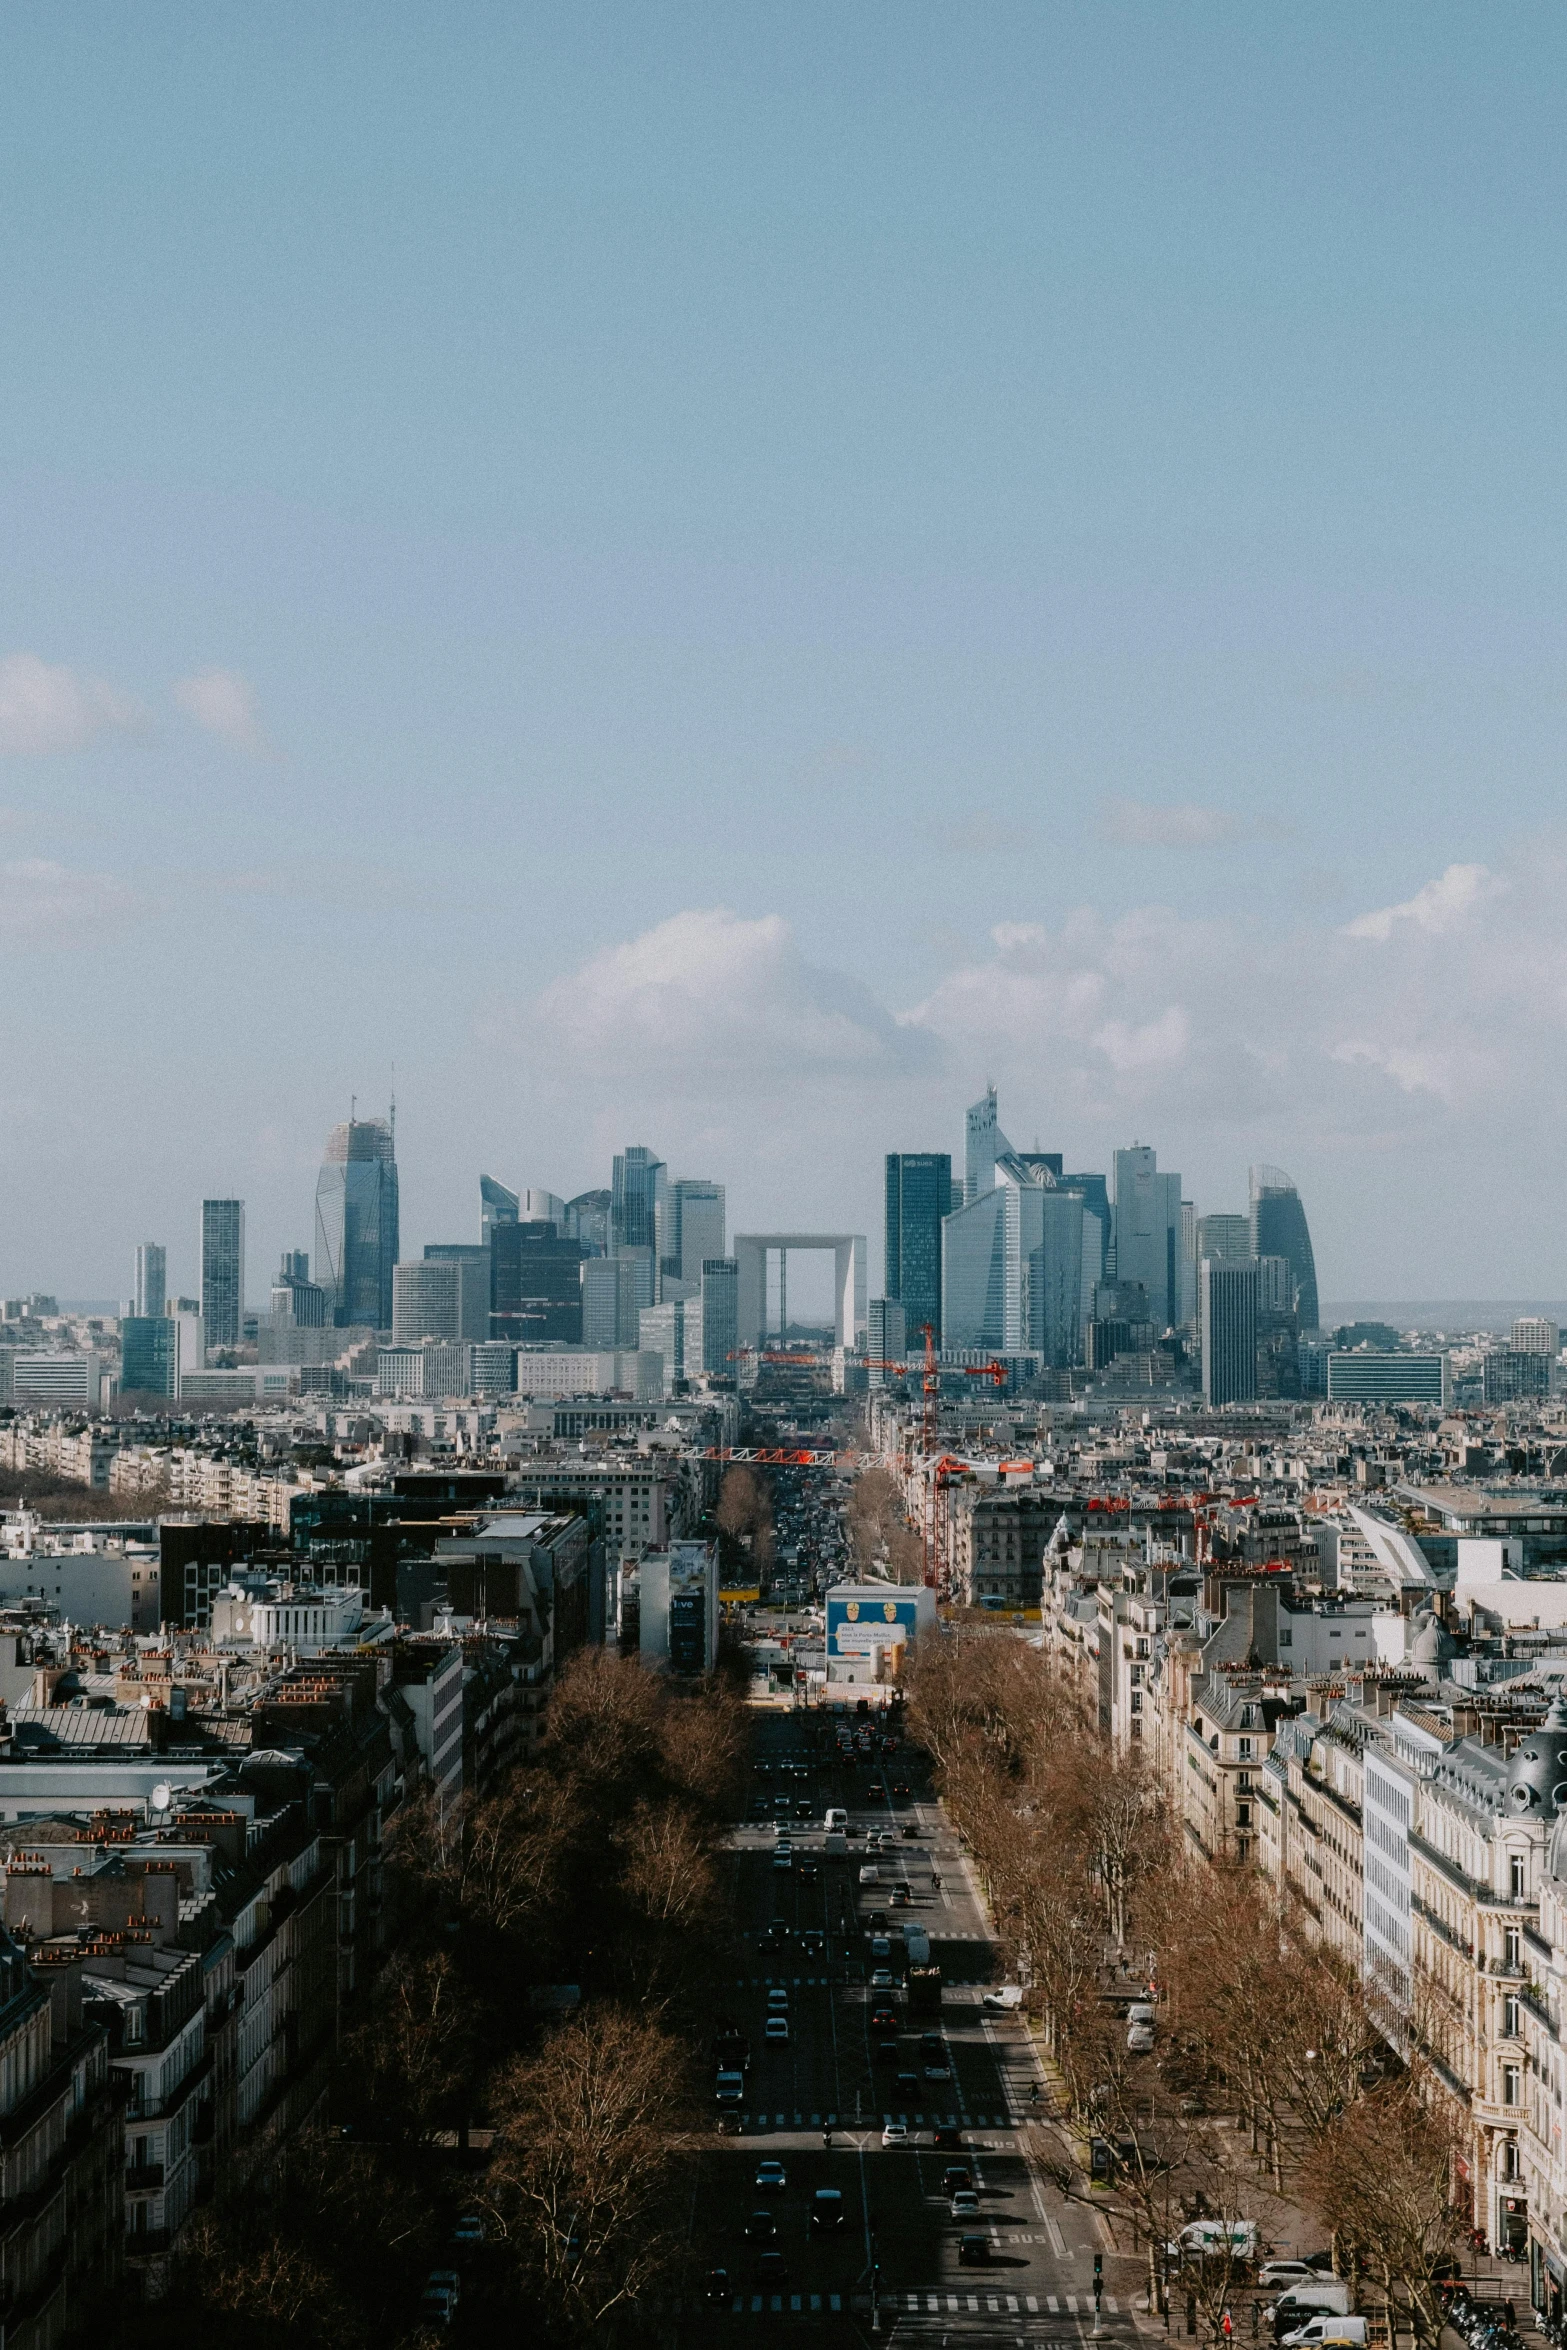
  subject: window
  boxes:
[1238,1737,1253,1759]
[1505,1927,1522,1969]
[1504,1997,1520,2040]
[1236,1803,1252,1827]
[1510,1854,1526,1900]
[1504,2065,1521,2107]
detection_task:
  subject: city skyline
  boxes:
[8,11,1567,1296]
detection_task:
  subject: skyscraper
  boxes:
[700,1256,740,1377]
[612,1147,666,1254]
[393,1256,490,1345]
[480,1174,519,1236]
[885,1153,953,1345]
[1249,1164,1320,1334]
[200,1199,245,1355]
[942,1155,1084,1364]
[582,1255,641,1348]
[867,1298,908,1387]
[133,1243,166,1321]
[1112,1146,1182,1331]
[964,1088,1005,1204]
[1514,1317,1560,1357]
[564,1190,612,1255]
[316,1116,399,1329]
[672,1181,726,1292]
[1201,1257,1258,1407]
[490,1222,585,1343]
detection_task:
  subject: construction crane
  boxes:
[962,1360,1009,1390]
[725,1348,820,1367]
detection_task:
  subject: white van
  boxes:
[825,1807,848,1832]
[1166,2220,1260,2264]
[1272,2284,1353,2338]
[1281,2321,1365,2350]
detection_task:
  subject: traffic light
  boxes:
[1094,2254,1104,2304]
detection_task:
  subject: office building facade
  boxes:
[1113,1147,1182,1331]
[490,1222,585,1345]
[393,1257,490,1346]
[134,1243,166,1320]
[700,1256,739,1377]
[1201,1257,1259,1407]
[1326,1351,1450,1406]
[885,1152,953,1346]
[315,1117,399,1329]
[942,1159,1084,1364]
[1514,1318,1560,1357]
[672,1180,726,1293]
[1250,1163,1320,1333]
[582,1255,641,1349]
[200,1199,245,1354]
[867,1297,908,1387]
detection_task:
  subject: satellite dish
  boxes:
[151,1782,172,1814]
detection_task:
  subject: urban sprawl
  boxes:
[4,1086,1567,2346]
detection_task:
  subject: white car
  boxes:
[764,2016,790,2044]
[859,1864,880,1885]
[767,1987,789,2010]
[1258,2263,1325,2292]
[881,2120,909,2147]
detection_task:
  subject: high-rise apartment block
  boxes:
[1514,1318,1560,1357]
[200,1199,245,1355]
[134,1243,166,1320]
[885,1152,953,1345]
[315,1117,398,1329]
[1200,1256,1259,1406]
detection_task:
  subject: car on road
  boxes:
[924,2053,950,2079]
[942,2165,972,2194]
[869,1935,892,1959]
[933,2124,964,2149]
[450,2212,486,2246]
[858,1864,879,1884]
[706,2267,732,2304]
[1259,2262,1330,2291]
[798,1859,819,1880]
[890,1884,911,1906]
[896,2067,920,2100]
[982,1986,1023,2011]
[794,1798,813,1819]
[800,1930,825,1957]
[900,1822,918,1839]
[871,1969,896,1991]
[755,2160,788,2191]
[812,2188,845,2233]
[951,2189,981,2220]
[745,2210,777,2241]
[772,1851,793,1872]
[867,1908,888,1930]
[756,2250,788,2286]
[958,2232,989,2266]
[716,2111,742,2134]
[767,1988,789,2010]
[875,2037,899,2062]
[764,2017,790,2044]
[881,2121,909,2147]
[892,1779,910,1794]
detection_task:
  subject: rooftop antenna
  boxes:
[350,1092,357,1124]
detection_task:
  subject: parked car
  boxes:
[1259,2262,1329,2291]
[1167,2219,1260,2264]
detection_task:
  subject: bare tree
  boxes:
[1302,2074,1467,2340]
[490,2005,693,2337]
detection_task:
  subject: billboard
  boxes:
[826,1589,923,1656]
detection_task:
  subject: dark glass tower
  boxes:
[1249,1164,1319,1334]
[315,1116,399,1329]
[885,1152,953,1345]
[491,1221,585,1343]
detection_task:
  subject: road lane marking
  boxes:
[1046,2215,1066,2255]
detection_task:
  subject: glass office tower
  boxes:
[1249,1164,1320,1334]
[315,1117,399,1329]
[200,1199,245,1354]
[133,1243,166,1320]
[885,1152,953,1345]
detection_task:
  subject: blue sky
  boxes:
[3,3,1566,1308]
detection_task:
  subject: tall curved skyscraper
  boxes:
[1249,1164,1319,1333]
[315,1115,399,1329]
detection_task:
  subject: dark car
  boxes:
[870,1935,892,1961]
[798,1859,819,1881]
[958,2233,989,2267]
[890,1884,911,1907]
[706,2267,732,2304]
[812,2189,845,2233]
[870,2005,898,2032]
[756,2250,788,2286]
[716,2111,742,2135]
[942,2165,972,2194]
[896,2068,921,2101]
[875,2036,899,2062]
[800,1929,825,1957]
[933,2124,964,2149]
[892,1779,910,1794]
[920,2033,944,2058]
[900,1822,918,1839]
[867,1909,888,1931]
[745,2210,777,2242]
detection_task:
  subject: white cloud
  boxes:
[528,907,931,1085]
[1343,861,1502,941]
[172,668,272,756]
[0,653,146,757]
[0,859,132,943]
[1101,800,1285,849]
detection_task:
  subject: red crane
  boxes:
[962,1360,1009,1390]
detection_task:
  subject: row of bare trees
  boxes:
[157,1649,751,2349]
[904,1632,1468,2339]
[845,1464,924,1584]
